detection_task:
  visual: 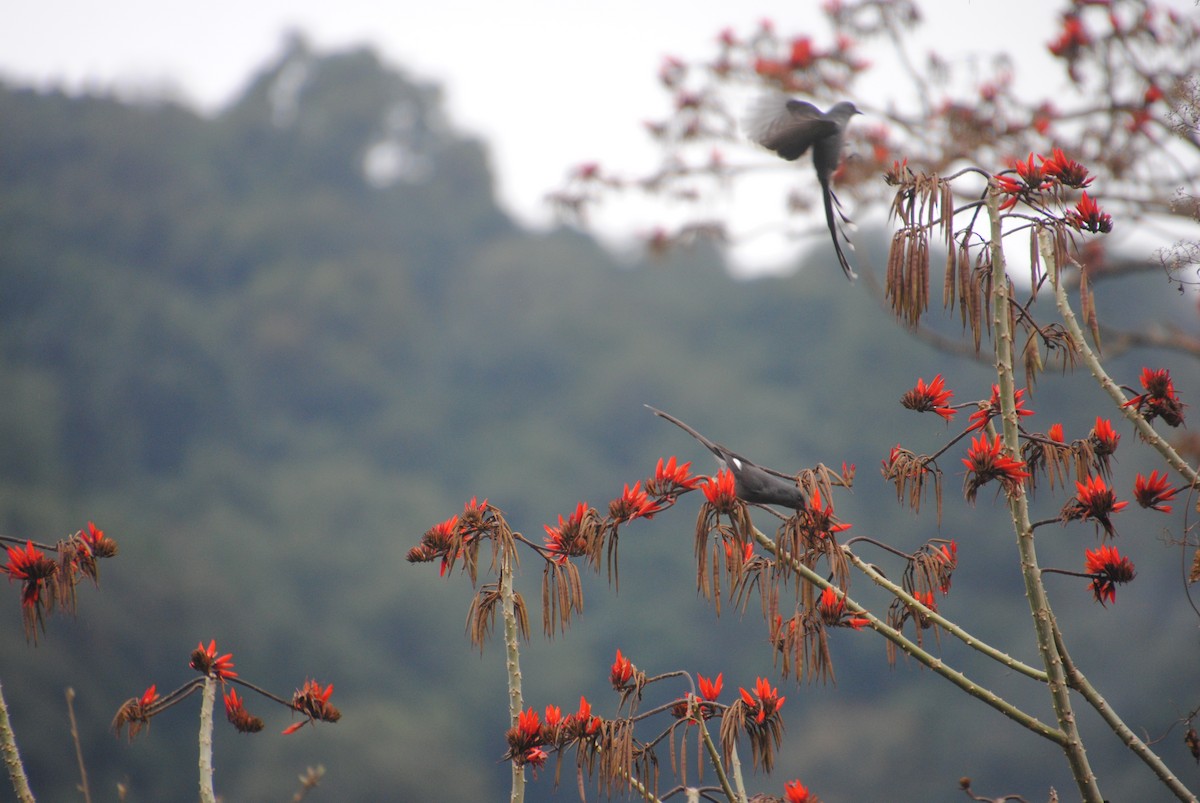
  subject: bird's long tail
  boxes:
[644,405,723,459]
[821,182,857,282]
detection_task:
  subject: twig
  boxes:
[65,688,91,803]
[0,679,35,803]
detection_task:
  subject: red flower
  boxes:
[1063,475,1128,538]
[1084,544,1136,605]
[739,677,785,725]
[1048,13,1091,57]
[1012,153,1051,192]
[1089,417,1120,455]
[1040,148,1094,189]
[3,541,56,609]
[282,679,340,735]
[701,469,739,511]
[698,672,723,701]
[785,779,811,803]
[543,704,563,730]
[523,747,548,770]
[900,374,956,421]
[1047,423,1065,443]
[1066,192,1113,234]
[968,385,1034,432]
[504,706,547,763]
[139,684,160,708]
[802,487,851,539]
[1124,367,1186,427]
[996,175,1024,210]
[610,649,635,688]
[565,695,602,737]
[1133,470,1179,513]
[543,502,594,564]
[190,640,238,681]
[224,688,264,733]
[789,37,815,68]
[609,481,663,523]
[651,455,703,493]
[724,539,754,564]
[962,433,1031,502]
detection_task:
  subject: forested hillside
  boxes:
[0,36,1194,801]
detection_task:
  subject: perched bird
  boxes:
[646,405,808,510]
[744,96,862,281]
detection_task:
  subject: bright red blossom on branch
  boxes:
[3,541,56,609]
[1085,544,1136,606]
[701,469,739,511]
[190,640,238,681]
[609,481,663,523]
[1040,147,1094,189]
[962,434,1031,502]
[1064,475,1128,538]
[968,385,1034,432]
[698,673,723,701]
[740,677,785,724]
[900,374,956,421]
[652,455,703,493]
[1124,367,1186,427]
[543,502,593,563]
[224,688,264,733]
[1047,423,1065,443]
[1066,192,1113,233]
[785,779,811,803]
[803,487,851,538]
[611,649,634,688]
[1089,417,1120,455]
[1133,471,1179,513]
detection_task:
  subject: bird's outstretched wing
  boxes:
[743,96,838,161]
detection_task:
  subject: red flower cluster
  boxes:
[283,679,341,735]
[785,779,812,803]
[1085,545,1136,605]
[543,502,596,564]
[1134,471,1179,513]
[701,469,740,512]
[900,374,956,422]
[817,586,870,630]
[648,455,703,496]
[968,385,1034,432]
[1066,192,1113,233]
[3,541,56,610]
[608,481,663,523]
[190,640,238,682]
[1063,475,1128,538]
[962,433,1031,502]
[224,688,264,733]
[1089,417,1120,455]
[1124,367,1186,427]
[739,677,785,725]
[610,648,635,689]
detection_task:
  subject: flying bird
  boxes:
[744,96,862,281]
[646,405,808,510]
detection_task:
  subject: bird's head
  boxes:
[828,101,862,123]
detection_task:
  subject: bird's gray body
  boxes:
[646,405,809,510]
[744,97,861,281]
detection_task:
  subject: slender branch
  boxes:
[197,676,216,803]
[65,688,91,803]
[1045,231,1200,489]
[842,547,1048,683]
[501,549,525,803]
[991,197,1100,802]
[1052,625,1197,803]
[695,711,741,803]
[752,529,1065,745]
[0,679,34,803]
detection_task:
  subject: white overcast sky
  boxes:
[1,1,1193,272]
